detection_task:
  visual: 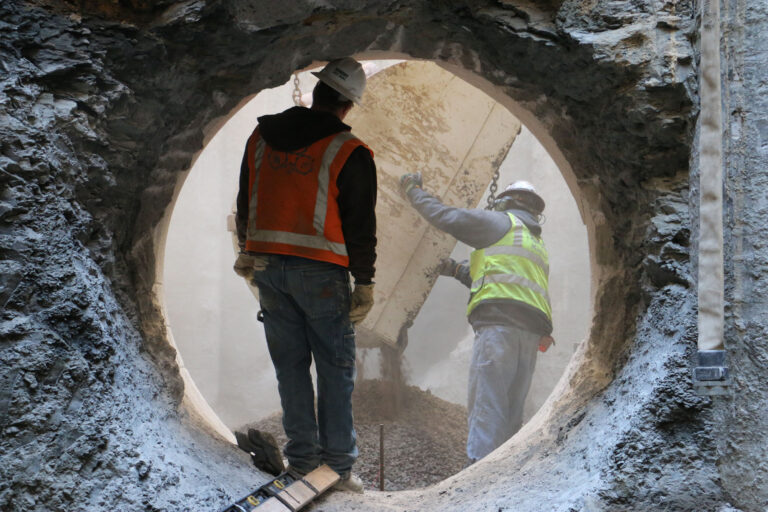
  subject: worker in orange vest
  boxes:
[234,58,376,493]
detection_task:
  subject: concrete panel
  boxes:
[346,61,520,346]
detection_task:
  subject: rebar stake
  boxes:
[379,423,385,491]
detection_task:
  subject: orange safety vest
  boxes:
[244,128,372,267]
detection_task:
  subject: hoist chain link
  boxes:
[485,168,501,210]
[292,72,304,107]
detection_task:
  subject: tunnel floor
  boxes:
[243,380,468,492]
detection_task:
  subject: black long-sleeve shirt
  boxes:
[236,106,377,284]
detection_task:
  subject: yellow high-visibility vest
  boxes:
[467,213,551,320]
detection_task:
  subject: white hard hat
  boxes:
[497,180,545,213]
[311,57,366,105]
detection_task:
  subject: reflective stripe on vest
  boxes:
[481,245,549,276]
[467,213,551,320]
[244,130,369,266]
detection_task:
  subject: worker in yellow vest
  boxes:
[234,58,377,493]
[399,175,554,465]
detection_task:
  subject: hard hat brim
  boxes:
[311,71,363,105]
[496,189,545,213]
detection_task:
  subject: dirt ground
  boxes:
[244,379,468,491]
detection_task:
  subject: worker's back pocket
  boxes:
[299,267,350,320]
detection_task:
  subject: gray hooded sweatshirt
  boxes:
[407,187,553,336]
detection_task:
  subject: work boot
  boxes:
[333,472,364,494]
[234,429,285,476]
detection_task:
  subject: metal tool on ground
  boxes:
[235,428,285,476]
[220,465,340,512]
[379,423,384,491]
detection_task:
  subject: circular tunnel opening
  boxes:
[160,58,592,491]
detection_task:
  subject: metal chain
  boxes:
[292,72,304,107]
[485,167,501,210]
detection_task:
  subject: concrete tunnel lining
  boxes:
[5,1,757,510]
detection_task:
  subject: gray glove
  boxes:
[399,172,422,198]
[349,283,375,324]
[233,252,268,277]
[437,258,472,288]
[437,258,460,277]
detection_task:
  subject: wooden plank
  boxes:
[275,481,310,510]
[253,497,292,512]
[302,464,340,493]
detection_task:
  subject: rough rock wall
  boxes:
[0,0,763,510]
[718,0,768,508]
[0,3,259,510]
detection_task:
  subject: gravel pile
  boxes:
[244,379,468,491]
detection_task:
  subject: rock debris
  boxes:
[245,380,468,491]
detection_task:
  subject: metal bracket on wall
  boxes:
[693,349,729,396]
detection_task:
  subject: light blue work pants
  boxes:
[251,255,358,476]
[466,324,539,461]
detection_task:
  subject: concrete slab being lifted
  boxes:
[346,61,521,348]
[233,60,521,349]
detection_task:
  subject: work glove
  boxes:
[399,172,422,198]
[436,258,472,288]
[234,428,285,476]
[538,335,555,353]
[233,251,268,278]
[437,257,460,277]
[349,283,375,324]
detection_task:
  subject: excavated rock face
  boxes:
[0,0,765,510]
[719,0,768,507]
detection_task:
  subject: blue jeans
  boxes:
[466,324,539,460]
[251,255,358,475]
